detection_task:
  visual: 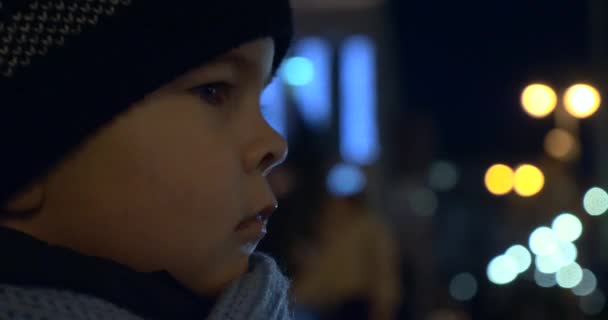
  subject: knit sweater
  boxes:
[0,227,293,319]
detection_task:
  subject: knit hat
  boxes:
[0,0,293,204]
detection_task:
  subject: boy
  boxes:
[0,0,294,319]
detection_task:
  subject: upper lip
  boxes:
[242,203,278,223]
[256,204,277,221]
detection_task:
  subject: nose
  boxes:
[244,119,288,176]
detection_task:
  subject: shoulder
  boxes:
[0,284,144,320]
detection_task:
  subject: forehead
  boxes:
[155,38,275,92]
[216,38,276,68]
[193,38,276,80]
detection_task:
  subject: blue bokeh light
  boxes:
[281,57,315,87]
[292,37,332,131]
[326,163,367,197]
[260,78,287,138]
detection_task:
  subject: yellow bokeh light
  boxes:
[521,84,558,118]
[564,84,601,119]
[485,164,514,196]
[514,164,545,197]
[544,128,578,161]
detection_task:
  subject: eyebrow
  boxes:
[216,51,274,87]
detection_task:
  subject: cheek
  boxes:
[119,128,246,256]
[49,102,248,271]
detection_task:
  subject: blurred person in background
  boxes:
[290,193,402,320]
[426,309,470,320]
[0,0,295,319]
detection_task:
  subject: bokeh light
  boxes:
[428,160,460,192]
[544,128,578,161]
[406,187,439,217]
[564,84,601,119]
[487,255,519,285]
[485,164,514,196]
[552,213,583,242]
[583,187,608,216]
[449,273,478,302]
[339,35,380,166]
[505,245,532,273]
[535,254,561,274]
[534,269,557,288]
[261,79,287,138]
[291,37,332,131]
[556,262,583,289]
[521,84,558,118]
[573,269,598,297]
[580,289,606,316]
[529,227,559,256]
[281,57,315,86]
[513,164,545,197]
[549,241,578,269]
[326,163,367,197]
[555,262,583,289]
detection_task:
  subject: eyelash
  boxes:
[191,82,233,106]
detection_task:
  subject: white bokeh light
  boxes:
[487,255,519,285]
[529,227,559,256]
[552,213,583,242]
[583,187,608,216]
[535,255,561,274]
[573,269,598,297]
[556,262,583,289]
[534,269,557,288]
[505,245,532,273]
[549,241,578,268]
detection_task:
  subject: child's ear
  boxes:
[4,182,46,215]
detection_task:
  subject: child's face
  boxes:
[8,38,286,295]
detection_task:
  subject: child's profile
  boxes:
[0,1,294,319]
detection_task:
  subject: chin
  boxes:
[240,240,259,256]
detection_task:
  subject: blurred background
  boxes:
[258,0,608,319]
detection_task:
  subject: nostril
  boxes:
[259,152,277,174]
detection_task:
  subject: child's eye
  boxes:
[191,82,233,106]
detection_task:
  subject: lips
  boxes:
[235,205,277,233]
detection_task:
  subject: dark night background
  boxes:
[260,1,608,319]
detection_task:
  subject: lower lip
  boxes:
[235,217,268,241]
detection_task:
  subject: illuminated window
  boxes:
[339,35,380,165]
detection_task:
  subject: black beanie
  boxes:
[0,0,294,204]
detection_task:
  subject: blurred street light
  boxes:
[556,262,584,289]
[485,164,514,196]
[552,213,583,243]
[505,245,532,273]
[583,187,608,216]
[529,226,559,256]
[564,84,601,119]
[534,269,557,288]
[521,84,558,118]
[544,128,579,162]
[573,269,598,297]
[513,164,544,197]
[487,255,519,285]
